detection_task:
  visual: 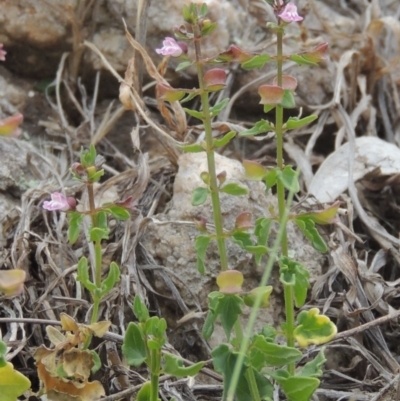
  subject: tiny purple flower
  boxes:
[156,37,183,57]
[278,2,303,23]
[43,192,75,211]
[0,44,6,61]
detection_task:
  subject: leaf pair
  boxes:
[77,257,120,299]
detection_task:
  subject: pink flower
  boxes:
[43,192,75,211]
[156,37,183,57]
[278,3,303,23]
[0,44,6,61]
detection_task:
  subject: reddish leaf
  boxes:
[272,75,298,91]
[204,68,227,91]
[258,85,284,105]
[235,212,253,230]
[216,45,254,63]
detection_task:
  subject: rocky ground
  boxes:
[1,0,400,400]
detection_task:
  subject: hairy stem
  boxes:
[150,349,161,401]
[83,180,103,348]
[276,24,295,374]
[193,23,229,272]
[245,367,261,401]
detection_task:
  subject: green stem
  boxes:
[245,367,261,401]
[193,24,229,272]
[276,24,295,375]
[83,180,103,349]
[150,349,161,401]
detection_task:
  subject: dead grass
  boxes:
[2,0,400,400]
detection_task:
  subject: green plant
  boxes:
[40,145,132,398]
[122,295,204,401]
[156,2,338,400]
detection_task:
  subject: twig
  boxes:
[334,309,400,340]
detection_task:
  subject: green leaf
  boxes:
[133,295,150,323]
[163,353,204,377]
[0,341,6,368]
[147,338,162,351]
[195,235,211,274]
[279,256,309,307]
[295,201,340,225]
[97,211,108,230]
[213,131,236,148]
[199,3,208,17]
[277,166,299,193]
[157,83,186,102]
[68,211,83,244]
[178,143,205,153]
[264,169,278,189]
[263,104,276,113]
[209,98,230,118]
[147,316,167,339]
[210,293,243,340]
[100,262,120,297]
[294,308,337,347]
[239,120,273,137]
[220,183,248,196]
[254,218,271,264]
[298,349,326,378]
[249,335,302,369]
[191,187,210,206]
[212,344,273,401]
[244,245,268,257]
[294,217,328,253]
[88,169,104,183]
[261,325,277,342]
[278,376,320,401]
[241,54,271,69]
[183,108,204,120]
[80,144,97,167]
[243,286,272,308]
[285,115,318,130]
[76,256,96,292]
[180,91,199,103]
[182,4,194,23]
[231,231,253,249]
[0,362,31,401]
[280,90,296,108]
[122,322,147,366]
[290,54,319,67]
[89,226,109,242]
[201,21,217,36]
[202,310,216,339]
[136,381,151,401]
[105,205,130,220]
[176,60,193,71]
[90,350,102,374]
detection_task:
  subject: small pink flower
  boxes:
[43,192,75,211]
[0,44,6,61]
[278,3,303,23]
[156,37,183,57]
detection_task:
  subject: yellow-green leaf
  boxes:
[294,308,337,347]
[0,362,31,401]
